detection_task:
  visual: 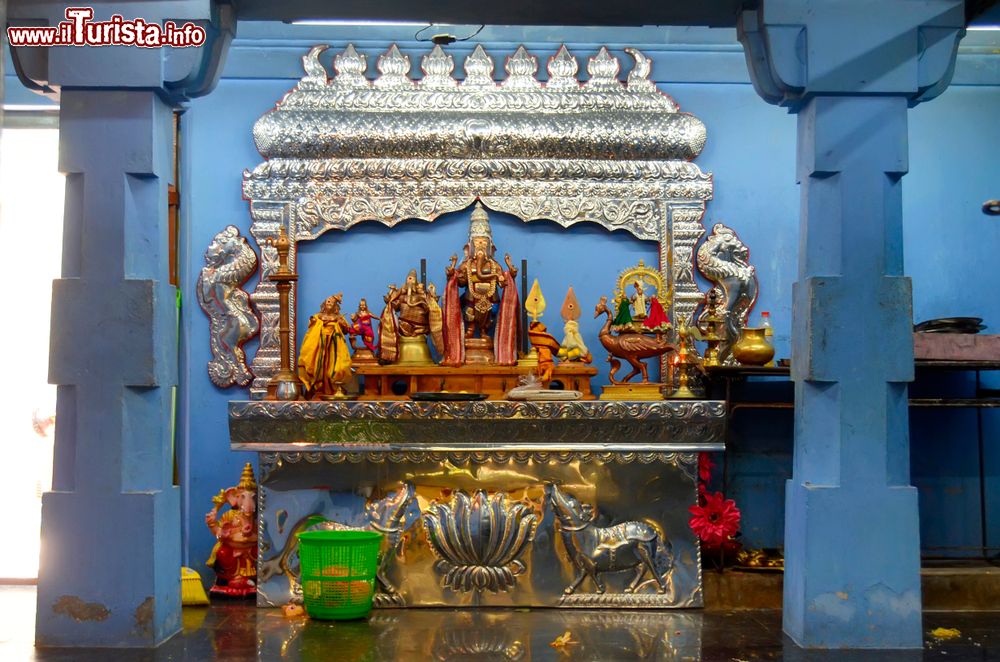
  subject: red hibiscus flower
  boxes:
[698,452,716,483]
[689,490,741,548]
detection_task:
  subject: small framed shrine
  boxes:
[242,43,714,399]
[214,42,738,610]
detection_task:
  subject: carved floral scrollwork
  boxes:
[587,47,621,88]
[423,490,538,592]
[462,45,495,88]
[503,46,541,89]
[297,195,475,234]
[421,45,457,89]
[547,45,580,90]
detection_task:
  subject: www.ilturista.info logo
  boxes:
[7,7,207,48]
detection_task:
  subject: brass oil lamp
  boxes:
[267,226,301,400]
[668,324,700,399]
[697,289,726,368]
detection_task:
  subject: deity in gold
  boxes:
[442,202,520,365]
[379,269,444,365]
[297,293,352,399]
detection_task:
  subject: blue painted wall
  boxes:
[176,22,1000,576]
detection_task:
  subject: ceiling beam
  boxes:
[233,0,753,28]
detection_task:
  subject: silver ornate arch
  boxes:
[244,43,713,397]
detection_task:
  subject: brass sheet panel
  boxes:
[257,452,703,609]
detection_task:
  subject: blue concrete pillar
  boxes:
[39,89,181,647]
[787,94,921,647]
[7,0,233,647]
[738,1,965,649]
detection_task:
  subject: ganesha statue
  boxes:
[442,201,521,365]
[205,463,258,597]
[379,270,445,365]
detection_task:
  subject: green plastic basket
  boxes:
[297,530,383,620]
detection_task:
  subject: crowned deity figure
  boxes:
[347,298,379,365]
[298,293,352,399]
[443,202,521,365]
[380,270,445,365]
[630,280,648,321]
[205,463,258,597]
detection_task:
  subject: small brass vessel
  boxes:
[732,327,775,366]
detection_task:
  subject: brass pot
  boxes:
[732,327,775,366]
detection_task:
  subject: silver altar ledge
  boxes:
[231,399,724,609]
[229,399,726,453]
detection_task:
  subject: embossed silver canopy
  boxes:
[245,43,714,397]
[251,44,706,162]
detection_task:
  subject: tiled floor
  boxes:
[1,585,997,660]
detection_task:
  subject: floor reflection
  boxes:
[258,609,704,661]
[3,585,996,661]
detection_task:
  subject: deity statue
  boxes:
[630,280,648,321]
[528,321,562,385]
[379,270,445,365]
[610,260,671,334]
[558,287,592,363]
[596,260,676,400]
[612,297,633,327]
[347,298,379,365]
[644,296,670,330]
[298,293,352,399]
[443,202,521,365]
[205,463,258,597]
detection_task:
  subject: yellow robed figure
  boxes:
[298,293,352,398]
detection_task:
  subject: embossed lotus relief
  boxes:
[422,490,538,593]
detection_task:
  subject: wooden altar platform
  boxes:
[354,363,599,400]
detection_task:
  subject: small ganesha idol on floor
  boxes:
[205,463,258,598]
